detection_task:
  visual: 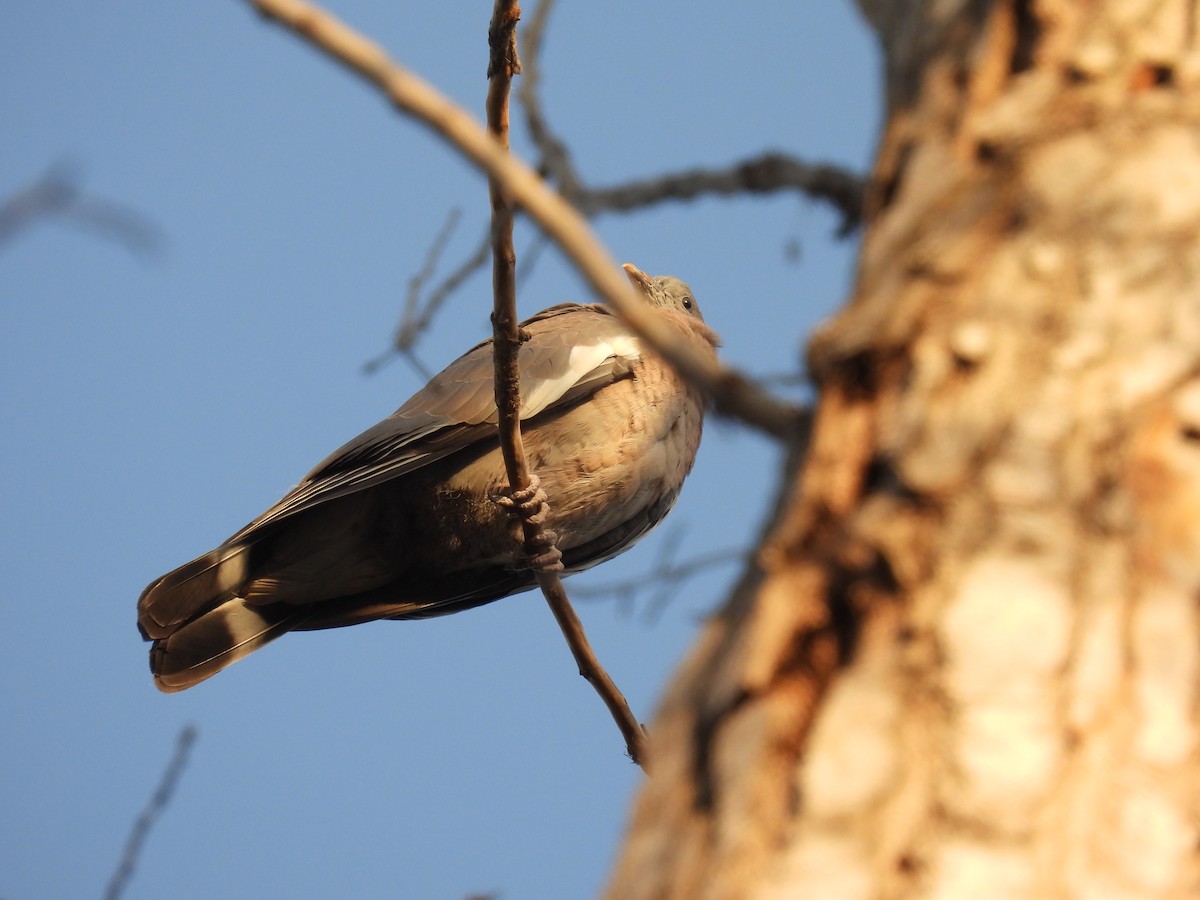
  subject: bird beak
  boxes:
[622,263,653,294]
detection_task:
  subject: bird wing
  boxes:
[227,303,640,542]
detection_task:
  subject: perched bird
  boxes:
[138,263,720,692]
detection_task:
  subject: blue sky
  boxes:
[1,3,878,897]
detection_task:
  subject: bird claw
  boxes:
[493,474,551,526]
[517,531,565,574]
[493,475,565,574]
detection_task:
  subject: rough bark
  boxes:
[607,1,1200,897]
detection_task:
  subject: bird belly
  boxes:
[449,363,706,570]
[245,363,704,620]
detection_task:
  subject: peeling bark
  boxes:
[607,2,1200,897]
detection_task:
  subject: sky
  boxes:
[1,3,878,898]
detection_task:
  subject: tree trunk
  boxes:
[606,2,1200,896]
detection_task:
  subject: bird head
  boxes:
[622,263,706,322]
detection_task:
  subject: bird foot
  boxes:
[493,474,551,524]
[493,475,565,574]
[517,531,565,573]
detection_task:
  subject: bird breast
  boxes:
[445,338,707,567]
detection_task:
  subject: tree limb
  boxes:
[247,0,805,442]
[517,0,864,234]
[580,154,866,237]
[371,0,863,370]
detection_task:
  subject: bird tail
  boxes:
[147,597,308,693]
[138,544,254,639]
[138,542,307,692]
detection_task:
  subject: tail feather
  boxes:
[149,598,307,693]
[138,544,252,639]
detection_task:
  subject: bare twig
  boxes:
[517,0,864,233]
[0,163,163,258]
[104,725,198,900]
[363,207,464,377]
[246,0,805,442]
[373,0,863,364]
[516,228,550,284]
[487,0,528,504]
[518,0,581,200]
[581,154,866,237]
[571,527,747,623]
[399,226,492,368]
[485,0,648,768]
[371,208,547,372]
[367,222,492,378]
[540,573,650,765]
[429,226,491,297]
[400,206,461,353]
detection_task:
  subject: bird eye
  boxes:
[682,297,693,311]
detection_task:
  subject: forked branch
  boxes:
[246,0,805,442]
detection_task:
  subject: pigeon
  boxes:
[137,263,720,691]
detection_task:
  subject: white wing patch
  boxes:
[519,334,641,419]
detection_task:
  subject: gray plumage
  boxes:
[137,264,720,692]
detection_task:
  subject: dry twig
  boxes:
[103,725,198,900]
[0,163,162,257]
[518,0,863,231]
[485,0,648,768]
[363,207,464,377]
[376,0,864,366]
[373,212,552,373]
[579,155,865,235]
[247,0,804,441]
[570,526,747,624]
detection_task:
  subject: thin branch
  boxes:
[516,228,549,285]
[485,0,648,768]
[405,227,492,365]
[517,0,864,233]
[363,207,463,377]
[374,0,863,363]
[104,725,198,900]
[581,154,866,237]
[539,572,650,765]
[570,526,747,624]
[487,0,528,505]
[367,222,494,378]
[370,210,547,373]
[517,0,582,199]
[400,206,461,351]
[0,163,163,258]
[641,555,742,626]
[246,0,806,442]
